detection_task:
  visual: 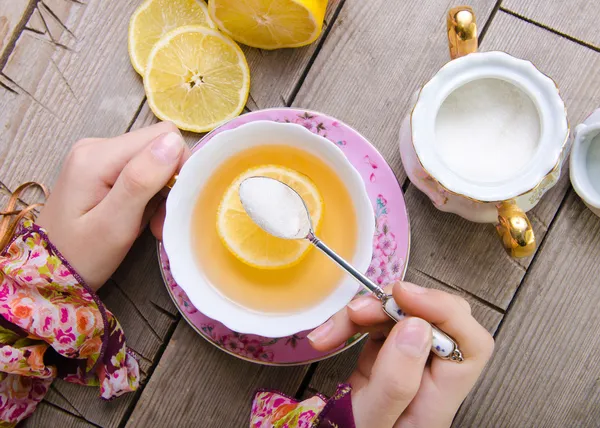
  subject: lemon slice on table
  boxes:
[128,0,215,75]
[144,25,250,133]
[217,165,324,270]
[208,0,328,50]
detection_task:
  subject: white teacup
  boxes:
[571,109,600,217]
[163,121,375,337]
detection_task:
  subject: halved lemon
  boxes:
[144,25,250,133]
[128,0,215,75]
[208,0,328,50]
[217,165,324,269]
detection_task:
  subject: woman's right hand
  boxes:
[307,281,495,427]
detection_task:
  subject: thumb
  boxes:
[355,317,431,427]
[97,132,184,234]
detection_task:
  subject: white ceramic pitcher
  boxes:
[399,7,570,258]
[571,109,600,217]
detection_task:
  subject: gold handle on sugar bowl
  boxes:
[447,6,478,60]
[495,201,536,258]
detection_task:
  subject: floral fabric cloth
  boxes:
[251,384,355,428]
[0,221,139,426]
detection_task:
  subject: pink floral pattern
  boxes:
[160,108,410,365]
[366,196,405,287]
[250,384,354,427]
[199,323,307,362]
[0,221,139,426]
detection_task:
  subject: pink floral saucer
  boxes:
[158,108,410,366]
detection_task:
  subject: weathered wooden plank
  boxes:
[0,0,161,424]
[111,230,180,331]
[0,0,30,62]
[44,385,83,417]
[502,1,600,48]
[244,0,342,109]
[308,266,504,397]
[0,0,140,189]
[291,0,498,185]
[454,190,600,427]
[23,402,97,428]
[405,11,600,308]
[126,322,309,428]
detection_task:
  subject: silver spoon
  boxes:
[239,176,463,362]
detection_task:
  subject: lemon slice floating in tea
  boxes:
[128,0,215,75]
[144,25,250,133]
[217,165,324,269]
[208,0,327,50]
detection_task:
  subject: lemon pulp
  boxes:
[144,25,250,133]
[128,0,215,75]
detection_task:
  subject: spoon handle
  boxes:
[382,296,463,362]
[310,235,463,362]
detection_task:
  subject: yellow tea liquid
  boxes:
[192,145,358,314]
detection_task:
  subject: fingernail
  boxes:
[307,318,334,343]
[151,132,183,163]
[400,282,427,294]
[347,297,377,312]
[394,317,430,356]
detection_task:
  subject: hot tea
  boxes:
[192,145,358,314]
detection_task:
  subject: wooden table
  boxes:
[1,1,599,426]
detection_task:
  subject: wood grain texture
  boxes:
[291,0,498,185]
[111,231,179,336]
[502,0,600,48]
[0,0,141,189]
[244,0,342,110]
[0,0,30,61]
[126,322,309,428]
[308,267,504,397]
[406,10,600,309]
[23,402,98,428]
[454,190,600,427]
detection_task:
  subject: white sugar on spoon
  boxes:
[238,177,311,239]
[238,176,464,362]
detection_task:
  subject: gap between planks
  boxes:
[499,7,600,53]
[0,0,38,72]
[412,267,506,314]
[117,312,181,428]
[285,0,347,107]
[492,187,572,339]
[41,397,103,428]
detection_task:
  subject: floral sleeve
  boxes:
[250,384,355,428]
[0,220,139,427]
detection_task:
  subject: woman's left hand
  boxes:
[37,122,190,291]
